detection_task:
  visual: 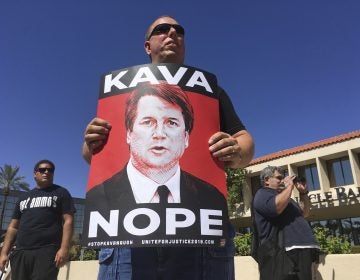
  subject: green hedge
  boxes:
[234,227,353,256]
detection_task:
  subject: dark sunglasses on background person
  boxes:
[148,23,185,39]
[36,167,55,174]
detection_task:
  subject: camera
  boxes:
[293,175,306,184]
[293,175,299,184]
[279,175,303,188]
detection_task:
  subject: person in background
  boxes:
[83,15,255,280]
[0,159,75,280]
[253,166,319,280]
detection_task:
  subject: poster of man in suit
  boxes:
[83,64,228,248]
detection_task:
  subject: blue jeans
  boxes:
[97,224,235,280]
[204,223,236,280]
[98,248,132,280]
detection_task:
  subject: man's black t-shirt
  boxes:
[217,86,245,135]
[12,184,75,249]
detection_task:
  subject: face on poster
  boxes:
[126,87,190,183]
[83,64,229,248]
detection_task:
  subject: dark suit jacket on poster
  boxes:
[84,166,228,245]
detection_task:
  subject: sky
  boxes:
[1,0,359,199]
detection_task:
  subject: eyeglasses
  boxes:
[274,175,283,181]
[36,168,55,174]
[148,23,185,39]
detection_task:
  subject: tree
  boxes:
[226,168,248,215]
[0,164,30,230]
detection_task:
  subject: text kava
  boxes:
[103,66,213,94]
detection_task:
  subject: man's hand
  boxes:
[275,175,296,214]
[209,132,240,164]
[0,254,9,273]
[295,181,308,194]
[283,175,297,189]
[84,117,112,151]
[82,117,112,163]
[0,219,18,272]
[54,247,69,268]
[208,130,254,168]
[294,181,310,217]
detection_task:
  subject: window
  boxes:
[283,169,289,177]
[327,157,354,187]
[0,195,18,230]
[73,203,85,234]
[310,217,360,245]
[298,163,320,191]
[350,217,360,245]
[238,227,251,234]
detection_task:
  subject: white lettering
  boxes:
[30,198,35,208]
[52,196,58,207]
[40,197,47,207]
[104,70,128,93]
[88,210,119,238]
[200,209,223,236]
[20,199,30,212]
[24,197,30,209]
[34,197,41,207]
[157,66,188,84]
[186,71,213,93]
[166,208,196,235]
[46,197,52,207]
[102,66,214,94]
[87,207,224,240]
[128,67,159,87]
[123,208,160,236]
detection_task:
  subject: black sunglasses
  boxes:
[36,167,55,174]
[274,175,284,181]
[148,23,185,39]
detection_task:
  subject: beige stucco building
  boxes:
[231,130,360,245]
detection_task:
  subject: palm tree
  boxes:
[0,164,30,231]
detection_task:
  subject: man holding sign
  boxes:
[83,15,254,280]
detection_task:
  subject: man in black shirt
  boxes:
[0,159,75,280]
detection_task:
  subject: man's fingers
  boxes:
[208,132,230,146]
[210,136,238,156]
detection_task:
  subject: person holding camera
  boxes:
[252,166,319,280]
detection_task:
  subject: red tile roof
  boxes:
[249,130,360,166]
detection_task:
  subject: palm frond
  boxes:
[0,164,30,191]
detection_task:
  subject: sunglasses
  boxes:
[36,168,55,174]
[274,176,284,181]
[148,23,185,39]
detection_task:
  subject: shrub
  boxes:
[82,248,98,260]
[233,233,252,256]
[69,245,98,261]
[233,227,353,256]
[313,227,352,254]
